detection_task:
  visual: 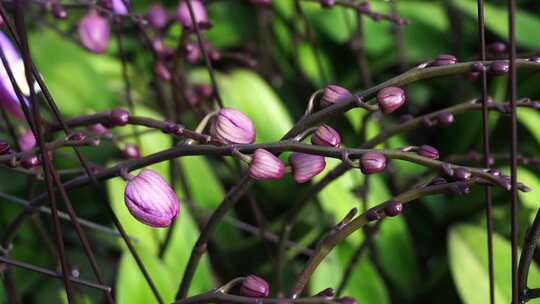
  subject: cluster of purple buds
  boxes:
[311,124,341,147]
[365,199,403,221]
[121,144,141,160]
[248,149,285,180]
[78,11,110,54]
[124,169,180,227]
[430,54,458,67]
[360,151,387,174]
[146,4,169,29]
[376,86,406,114]
[320,85,351,108]
[239,275,270,298]
[211,108,256,144]
[289,153,326,183]
[176,0,212,31]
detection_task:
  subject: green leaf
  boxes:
[30,30,120,116]
[206,2,256,48]
[453,0,540,49]
[518,108,540,145]
[499,166,540,209]
[297,42,335,87]
[449,224,540,304]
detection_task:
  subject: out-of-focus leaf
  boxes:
[518,108,540,145]
[206,2,256,48]
[297,42,335,87]
[30,30,120,116]
[453,0,540,49]
[449,224,540,304]
[500,166,540,209]
[178,157,225,209]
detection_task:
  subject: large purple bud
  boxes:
[311,124,341,147]
[211,108,256,144]
[176,0,211,31]
[360,151,387,174]
[249,149,285,180]
[124,169,180,227]
[78,12,110,54]
[240,275,270,298]
[377,86,406,114]
[289,153,326,183]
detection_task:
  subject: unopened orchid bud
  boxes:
[376,86,405,114]
[365,209,380,222]
[78,12,110,54]
[109,108,130,126]
[417,145,439,159]
[211,108,256,144]
[146,4,168,29]
[489,61,509,76]
[21,155,40,169]
[431,54,457,66]
[454,168,472,181]
[320,85,351,108]
[152,38,173,58]
[0,140,10,155]
[436,112,454,126]
[240,275,270,298]
[184,42,201,64]
[52,3,68,19]
[124,169,180,227]
[488,41,506,54]
[194,84,213,98]
[154,62,171,81]
[87,123,108,135]
[384,200,403,217]
[471,62,486,72]
[529,56,540,63]
[311,125,341,147]
[249,149,285,180]
[122,144,141,160]
[360,152,386,174]
[176,0,211,31]
[18,130,36,152]
[289,153,326,183]
[67,132,86,141]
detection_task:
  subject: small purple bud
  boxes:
[87,123,108,135]
[489,60,509,76]
[365,209,380,222]
[487,41,506,54]
[208,49,221,61]
[52,3,68,19]
[360,152,387,174]
[176,0,211,31]
[240,275,270,298]
[338,297,358,304]
[109,108,130,126]
[311,124,341,147]
[0,140,10,155]
[146,4,169,29]
[249,0,273,6]
[194,84,213,98]
[417,145,439,159]
[249,149,286,180]
[384,200,403,217]
[184,42,201,64]
[154,62,171,81]
[518,183,531,192]
[466,72,480,81]
[122,144,141,160]
[431,54,457,66]
[78,12,110,54]
[321,0,336,8]
[376,86,406,114]
[289,153,326,183]
[211,108,256,144]
[454,168,472,181]
[320,85,351,108]
[489,169,502,177]
[471,62,487,72]
[124,169,180,227]
[18,130,36,152]
[112,0,129,15]
[436,112,454,126]
[428,177,447,186]
[67,132,86,141]
[21,155,40,169]
[529,56,540,63]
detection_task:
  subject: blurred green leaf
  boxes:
[518,108,540,145]
[500,166,540,209]
[449,224,540,304]
[207,2,256,48]
[297,42,335,87]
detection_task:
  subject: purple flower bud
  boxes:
[0,140,10,155]
[320,85,351,108]
[52,3,68,19]
[529,56,540,63]
[87,123,108,135]
[112,0,129,15]
[450,184,471,195]
[67,132,86,141]
[109,108,130,126]
[124,169,180,227]
[249,149,285,180]
[321,0,336,7]
[122,144,141,160]
[21,155,40,169]
[338,297,358,304]
[211,108,256,144]
[311,124,341,147]
[518,182,531,192]
[489,60,509,76]
[376,86,405,114]
[488,41,506,54]
[240,275,270,298]
[432,54,457,66]
[78,12,110,54]
[100,0,113,10]
[146,4,168,29]
[384,200,403,217]
[365,208,380,222]
[154,62,171,81]
[417,145,439,159]
[152,38,173,58]
[18,130,36,152]
[249,0,273,6]
[471,62,486,72]
[436,112,454,126]
[194,84,213,98]
[360,151,386,174]
[428,177,447,186]
[184,42,201,64]
[488,168,502,177]
[454,168,472,181]
[176,0,211,31]
[289,153,326,183]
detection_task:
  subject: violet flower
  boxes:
[289,152,326,183]
[176,0,211,31]
[249,149,285,180]
[78,12,110,54]
[124,169,180,227]
[211,108,256,144]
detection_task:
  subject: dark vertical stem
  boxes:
[476,1,495,303]
[507,0,518,303]
[1,270,19,304]
[184,0,224,108]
